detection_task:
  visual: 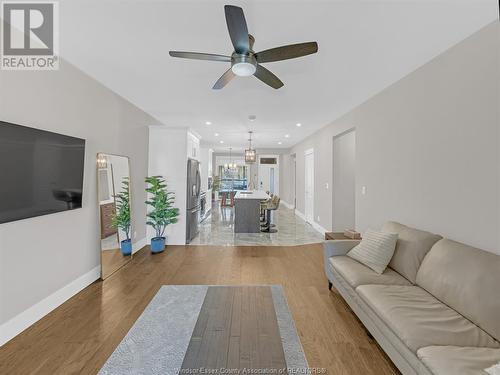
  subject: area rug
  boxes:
[99,285,308,375]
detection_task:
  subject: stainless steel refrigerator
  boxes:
[186,158,201,243]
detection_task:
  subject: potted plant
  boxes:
[112,177,132,256]
[212,174,221,201]
[145,176,180,253]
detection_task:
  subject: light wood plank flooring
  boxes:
[0,244,399,375]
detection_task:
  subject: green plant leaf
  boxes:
[144,175,180,236]
[111,176,131,241]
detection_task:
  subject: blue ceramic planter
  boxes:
[151,236,166,253]
[120,239,132,256]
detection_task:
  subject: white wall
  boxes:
[285,22,499,254]
[0,59,161,345]
[148,127,187,245]
[280,154,295,208]
[332,130,356,231]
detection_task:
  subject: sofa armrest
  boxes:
[323,240,361,284]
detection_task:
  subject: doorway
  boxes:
[304,149,314,223]
[258,155,279,194]
[332,129,356,231]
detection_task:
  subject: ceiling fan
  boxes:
[169,5,318,90]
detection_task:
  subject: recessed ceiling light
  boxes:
[205,121,212,125]
[296,123,302,127]
[219,140,224,144]
[214,132,219,137]
[285,134,290,138]
[278,141,283,145]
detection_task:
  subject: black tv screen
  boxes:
[0,121,86,224]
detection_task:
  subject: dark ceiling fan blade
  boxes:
[255,42,318,63]
[254,65,284,89]
[224,5,250,54]
[212,68,236,89]
[169,51,231,62]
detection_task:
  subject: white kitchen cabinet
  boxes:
[187,132,200,160]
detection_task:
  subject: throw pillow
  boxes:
[347,229,398,274]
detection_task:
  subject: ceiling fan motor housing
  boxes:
[231,53,257,76]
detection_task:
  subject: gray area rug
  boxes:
[99,285,308,375]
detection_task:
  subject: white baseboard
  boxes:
[280,200,295,209]
[132,237,148,254]
[311,221,328,236]
[0,265,101,347]
[293,209,328,236]
[294,209,307,221]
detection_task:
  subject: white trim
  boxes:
[258,154,280,195]
[294,209,307,222]
[293,209,326,236]
[311,221,328,236]
[188,129,202,140]
[280,200,295,209]
[0,266,101,347]
[304,148,314,155]
[132,237,148,254]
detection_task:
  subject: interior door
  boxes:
[332,130,356,231]
[258,156,279,193]
[304,150,314,223]
[269,168,275,194]
[259,165,271,192]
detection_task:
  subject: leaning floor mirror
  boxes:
[97,153,132,279]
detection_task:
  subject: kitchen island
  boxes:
[234,190,270,233]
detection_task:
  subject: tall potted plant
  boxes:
[212,174,221,201]
[112,177,132,256]
[145,176,180,253]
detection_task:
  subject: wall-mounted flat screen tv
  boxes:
[0,121,86,224]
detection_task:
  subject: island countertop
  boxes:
[234,190,270,200]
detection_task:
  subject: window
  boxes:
[260,157,277,165]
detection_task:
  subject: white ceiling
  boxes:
[60,0,497,151]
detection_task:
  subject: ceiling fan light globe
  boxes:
[231,62,256,77]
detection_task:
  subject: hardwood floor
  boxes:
[181,286,287,370]
[0,244,399,375]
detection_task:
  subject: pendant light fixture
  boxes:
[224,147,237,171]
[245,131,256,164]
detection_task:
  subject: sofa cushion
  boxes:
[356,285,499,353]
[329,256,411,288]
[347,229,398,274]
[416,239,500,342]
[382,221,442,284]
[417,346,500,375]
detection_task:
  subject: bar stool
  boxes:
[260,197,271,223]
[261,196,280,233]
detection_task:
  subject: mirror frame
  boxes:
[96,153,132,280]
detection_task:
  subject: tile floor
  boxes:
[190,201,324,246]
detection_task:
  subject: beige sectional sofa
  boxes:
[323,221,500,375]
